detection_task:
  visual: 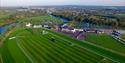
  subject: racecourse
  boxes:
[0,28,125,63]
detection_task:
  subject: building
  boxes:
[72,29,83,33]
[84,29,96,33]
[33,25,42,28]
[26,23,32,27]
[96,30,104,34]
[43,25,49,28]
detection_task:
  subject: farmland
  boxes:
[0,28,117,63]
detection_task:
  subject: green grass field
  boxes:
[22,15,62,23]
[1,29,118,63]
[113,14,125,17]
[84,33,125,55]
[1,28,125,63]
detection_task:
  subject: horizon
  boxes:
[1,5,125,7]
[1,0,125,7]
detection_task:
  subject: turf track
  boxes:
[1,28,124,63]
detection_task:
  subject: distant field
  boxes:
[1,28,121,63]
[0,15,9,25]
[23,15,62,23]
[84,33,125,55]
[114,14,125,16]
[0,12,15,26]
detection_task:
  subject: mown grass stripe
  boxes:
[22,36,64,61]
[38,29,100,61]
[43,32,98,62]
[20,40,45,63]
[7,39,30,63]
[16,38,35,63]
[28,35,72,63]
[42,34,96,63]
[57,41,99,63]
[33,29,81,63]
[45,29,125,63]
[36,34,87,63]
[21,38,52,63]
[1,42,15,63]
[14,30,57,63]
[26,40,57,63]
[36,29,103,63]
[26,32,76,62]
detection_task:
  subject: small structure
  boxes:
[43,25,51,29]
[95,30,104,34]
[9,37,16,40]
[33,25,42,28]
[55,24,62,31]
[72,29,83,33]
[103,29,113,33]
[84,29,96,33]
[61,25,74,32]
[26,23,32,27]
[43,25,49,28]
[77,33,85,40]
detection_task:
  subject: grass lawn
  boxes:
[0,28,118,63]
[84,33,125,55]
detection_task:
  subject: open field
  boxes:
[1,28,125,63]
[84,33,125,55]
[22,15,62,23]
[114,14,125,17]
[0,28,117,63]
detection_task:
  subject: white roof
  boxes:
[33,25,42,28]
[44,25,49,27]
[26,23,32,27]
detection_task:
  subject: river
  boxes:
[50,14,71,22]
[0,23,14,34]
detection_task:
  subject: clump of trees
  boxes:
[52,12,125,29]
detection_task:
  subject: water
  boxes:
[60,18,70,22]
[50,14,70,22]
[0,23,13,34]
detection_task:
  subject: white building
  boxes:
[72,29,83,33]
[62,29,71,32]
[26,23,32,27]
[43,25,49,28]
[33,25,42,28]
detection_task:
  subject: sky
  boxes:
[0,0,125,6]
